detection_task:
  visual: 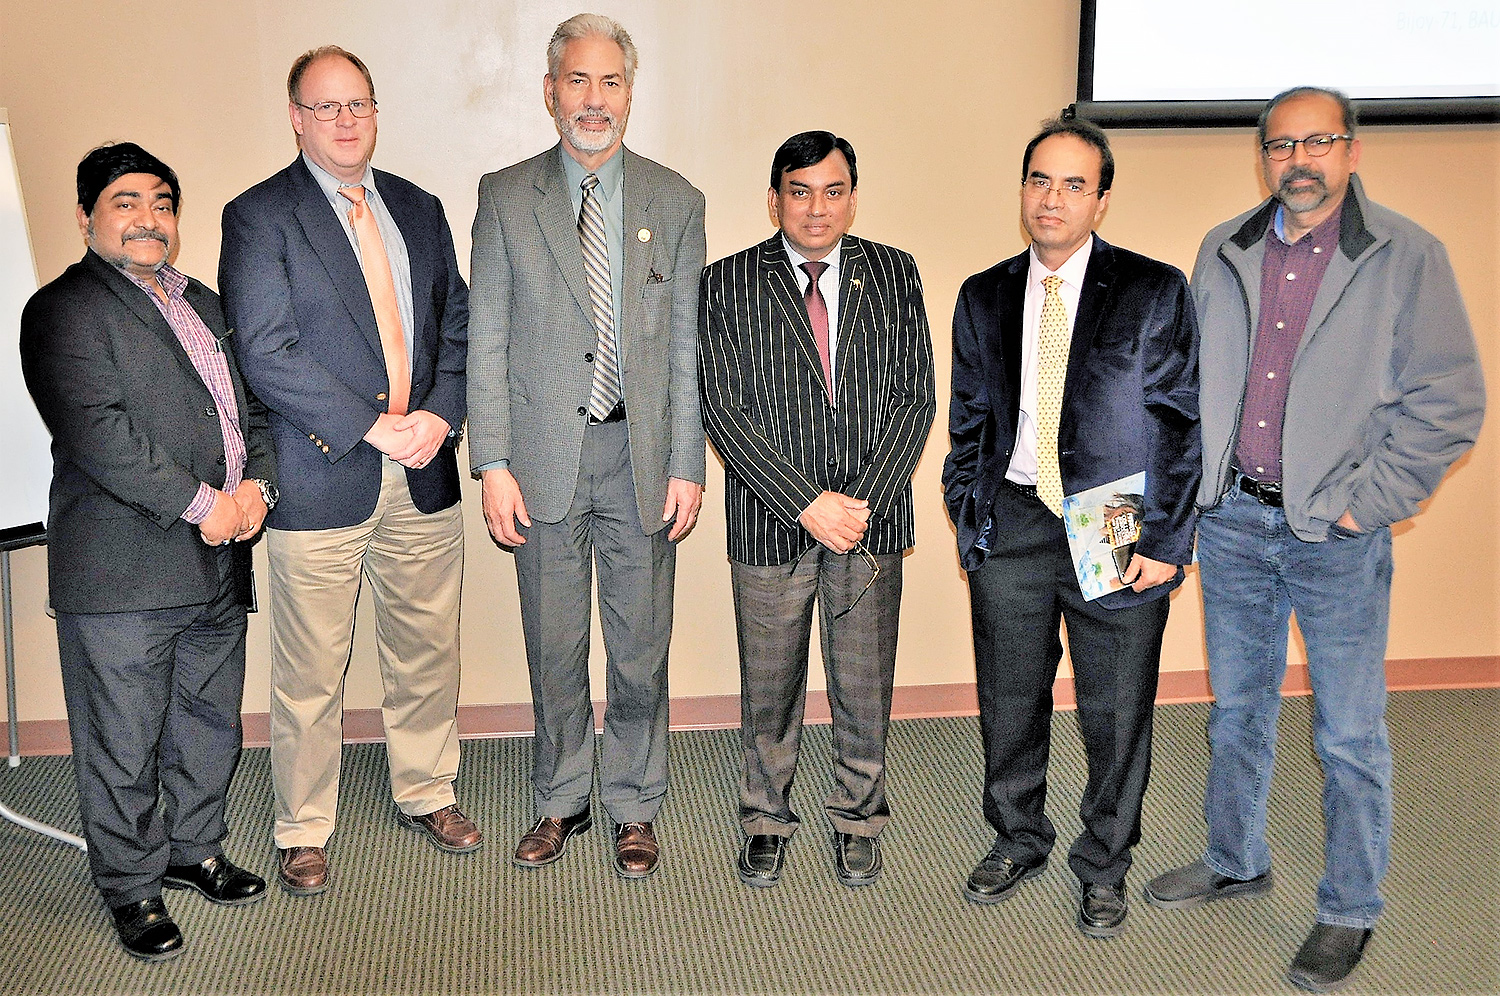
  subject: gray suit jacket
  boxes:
[467,144,707,530]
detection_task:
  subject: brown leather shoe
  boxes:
[613,821,660,879]
[398,804,483,853]
[277,846,329,896]
[513,809,592,867]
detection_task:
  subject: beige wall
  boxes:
[2,1,1495,727]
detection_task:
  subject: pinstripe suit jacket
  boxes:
[467,145,707,529]
[699,234,936,565]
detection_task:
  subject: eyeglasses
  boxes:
[832,542,881,620]
[1022,176,1100,201]
[295,99,378,122]
[1260,133,1352,162]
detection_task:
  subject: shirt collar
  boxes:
[782,235,842,277]
[560,144,625,200]
[120,261,188,300]
[1270,197,1344,248]
[302,152,377,200]
[1027,235,1093,289]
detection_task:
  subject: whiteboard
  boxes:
[0,110,51,541]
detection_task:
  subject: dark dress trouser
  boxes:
[56,549,247,909]
[969,482,1168,884]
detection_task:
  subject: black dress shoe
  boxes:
[737,834,787,888]
[1287,924,1373,992]
[963,841,1047,904]
[111,897,184,963]
[164,853,267,906]
[1077,880,1128,938]
[832,831,881,887]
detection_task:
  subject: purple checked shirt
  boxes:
[1233,205,1342,484]
[125,264,246,523]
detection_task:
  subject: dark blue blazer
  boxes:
[941,235,1201,609]
[219,158,468,530]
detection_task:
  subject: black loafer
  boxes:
[111,897,184,963]
[164,853,267,906]
[964,842,1047,904]
[1288,924,1373,992]
[737,834,787,887]
[1078,880,1128,938]
[832,831,881,887]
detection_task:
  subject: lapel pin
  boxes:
[637,228,652,243]
[850,277,862,289]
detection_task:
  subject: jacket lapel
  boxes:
[992,252,1027,434]
[832,236,867,400]
[84,252,203,386]
[534,145,595,328]
[620,149,655,362]
[1067,234,1117,401]
[289,159,385,359]
[760,236,829,395]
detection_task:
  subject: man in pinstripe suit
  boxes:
[700,131,936,889]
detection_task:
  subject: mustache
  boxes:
[1277,165,1326,191]
[571,106,616,126]
[120,227,170,246]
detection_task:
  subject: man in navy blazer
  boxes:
[219,45,478,897]
[941,118,1200,938]
[22,143,274,961]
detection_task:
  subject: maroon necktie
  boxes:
[800,260,833,400]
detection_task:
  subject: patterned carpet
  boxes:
[0,688,1494,995]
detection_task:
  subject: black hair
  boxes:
[769,131,857,190]
[76,142,180,215]
[1257,86,1357,146]
[1021,117,1114,194]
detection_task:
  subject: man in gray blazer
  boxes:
[699,132,935,888]
[467,12,706,879]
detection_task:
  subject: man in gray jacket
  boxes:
[1144,87,1484,993]
[467,13,706,879]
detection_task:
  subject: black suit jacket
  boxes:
[699,234,936,565]
[19,251,276,614]
[219,158,468,530]
[941,235,1200,609]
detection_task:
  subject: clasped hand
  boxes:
[799,491,870,554]
[198,481,268,545]
[364,411,451,469]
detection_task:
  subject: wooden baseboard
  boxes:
[4,656,1495,756]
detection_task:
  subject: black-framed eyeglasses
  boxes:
[295,98,378,121]
[1260,133,1352,162]
[832,541,881,620]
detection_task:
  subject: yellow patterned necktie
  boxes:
[1035,274,1070,517]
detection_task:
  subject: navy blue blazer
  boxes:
[941,235,1201,609]
[219,158,468,530]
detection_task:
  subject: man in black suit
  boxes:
[941,118,1200,937]
[20,144,275,962]
[219,45,477,897]
[700,131,935,889]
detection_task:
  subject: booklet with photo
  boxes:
[1061,472,1146,601]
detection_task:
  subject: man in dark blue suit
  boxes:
[22,144,274,961]
[941,118,1200,938]
[219,46,478,897]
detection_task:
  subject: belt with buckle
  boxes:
[1234,471,1283,507]
[588,401,626,425]
[1001,477,1039,499]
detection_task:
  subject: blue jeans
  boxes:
[1198,485,1393,929]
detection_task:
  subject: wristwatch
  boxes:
[250,478,279,511]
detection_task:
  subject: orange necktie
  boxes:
[339,185,410,416]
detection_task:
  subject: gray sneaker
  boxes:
[1143,858,1273,910]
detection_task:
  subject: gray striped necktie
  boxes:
[579,173,621,420]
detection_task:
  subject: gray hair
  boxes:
[1257,86,1357,146]
[547,13,638,85]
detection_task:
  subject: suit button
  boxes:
[217,454,226,465]
[584,352,595,362]
[322,445,330,453]
[578,406,587,416]
[309,433,317,440]
[204,407,216,417]
[377,392,387,401]
[827,457,837,467]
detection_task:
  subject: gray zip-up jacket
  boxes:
[1193,175,1484,541]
